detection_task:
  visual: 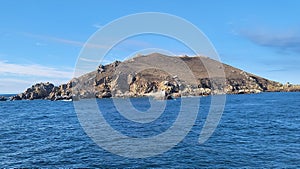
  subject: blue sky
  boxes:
[0,0,299,93]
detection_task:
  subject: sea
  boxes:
[0,92,299,168]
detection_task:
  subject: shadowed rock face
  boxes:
[10,53,300,101]
[0,96,7,101]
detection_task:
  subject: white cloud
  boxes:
[0,61,74,94]
[0,60,74,79]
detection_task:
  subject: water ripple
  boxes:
[0,92,299,167]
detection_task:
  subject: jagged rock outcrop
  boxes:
[47,80,75,101]
[10,53,300,101]
[10,82,54,101]
[0,96,7,101]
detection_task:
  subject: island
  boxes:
[4,53,300,101]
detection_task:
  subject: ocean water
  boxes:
[0,92,299,168]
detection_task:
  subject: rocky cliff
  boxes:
[9,53,300,101]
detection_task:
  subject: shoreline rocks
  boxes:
[10,82,54,101]
[0,96,7,101]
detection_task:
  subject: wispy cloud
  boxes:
[78,57,114,64]
[0,60,73,79]
[240,29,300,53]
[92,23,103,29]
[0,78,33,84]
[0,79,33,94]
[0,77,71,94]
[79,57,100,63]
[0,61,74,93]
[22,32,156,51]
[267,68,289,72]
[22,32,109,49]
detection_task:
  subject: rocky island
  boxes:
[6,53,300,101]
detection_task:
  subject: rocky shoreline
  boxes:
[3,53,300,101]
[3,82,299,102]
[0,96,7,101]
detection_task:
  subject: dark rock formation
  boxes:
[10,95,22,101]
[10,53,300,101]
[0,96,7,101]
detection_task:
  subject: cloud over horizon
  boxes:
[22,32,110,49]
[240,29,300,53]
[0,60,74,93]
[0,60,73,78]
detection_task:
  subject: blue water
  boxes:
[0,92,299,167]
